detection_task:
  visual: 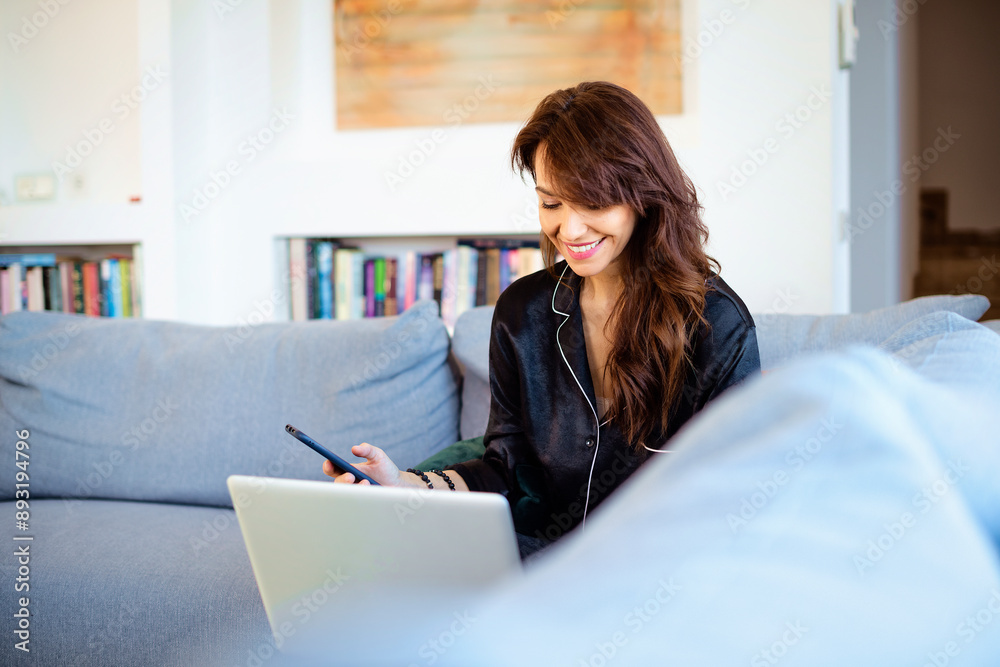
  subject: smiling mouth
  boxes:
[565,238,604,253]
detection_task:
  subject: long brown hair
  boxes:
[512,81,718,449]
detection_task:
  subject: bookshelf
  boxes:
[273,234,543,328]
[0,243,143,317]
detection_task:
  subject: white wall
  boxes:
[0,0,177,319]
[0,0,142,204]
[1,0,850,324]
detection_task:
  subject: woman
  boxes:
[324,81,760,544]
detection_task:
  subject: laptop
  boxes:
[227,475,522,662]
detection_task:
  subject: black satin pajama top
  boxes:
[450,261,761,541]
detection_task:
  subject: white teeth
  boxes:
[568,239,601,253]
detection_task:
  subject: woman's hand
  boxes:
[322,443,414,488]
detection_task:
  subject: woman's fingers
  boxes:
[333,471,355,484]
[352,442,382,462]
[322,442,399,486]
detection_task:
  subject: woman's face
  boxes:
[534,153,637,281]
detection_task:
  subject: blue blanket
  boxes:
[432,312,1000,666]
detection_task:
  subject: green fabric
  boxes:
[416,435,486,470]
[416,436,550,538]
[511,464,550,536]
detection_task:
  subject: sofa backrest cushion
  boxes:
[451,306,494,440]
[450,295,992,438]
[0,300,459,507]
[755,294,990,370]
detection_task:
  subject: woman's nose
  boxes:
[561,208,589,240]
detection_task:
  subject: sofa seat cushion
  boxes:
[0,300,459,506]
[0,499,272,667]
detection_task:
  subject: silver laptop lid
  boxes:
[227,475,521,660]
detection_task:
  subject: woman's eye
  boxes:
[541,202,561,210]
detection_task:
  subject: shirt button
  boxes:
[584,437,595,447]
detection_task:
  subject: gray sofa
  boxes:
[1,295,998,666]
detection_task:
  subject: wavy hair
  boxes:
[511,81,718,449]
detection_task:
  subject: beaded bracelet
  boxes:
[406,468,433,489]
[430,469,457,491]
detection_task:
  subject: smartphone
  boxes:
[285,424,381,486]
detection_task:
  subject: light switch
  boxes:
[15,174,56,201]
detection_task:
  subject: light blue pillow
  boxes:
[982,320,1000,335]
[423,348,1000,666]
[880,310,1000,387]
[879,312,1000,538]
[0,300,459,507]
[755,294,990,369]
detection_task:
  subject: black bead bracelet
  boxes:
[430,469,456,491]
[406,468,433,489]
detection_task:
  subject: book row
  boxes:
[0,253,143,318]
[285,238,545,328]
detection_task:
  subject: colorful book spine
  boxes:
[403,251,417,311]
[288,238,308,321]
[466,247,479,312]
[316,241,334,319]
[26,267,45,312]
[119,259,132,318]
[0,253,56,267]
[384,257,398,317]
[102,259,122,318]
[334,248,355,320]
[454,246,471,324]
[485,249,501,306]
[364,259,376,318]
[353,253,365,320]
[432,254,445,310]
[130,246,143,317]
[393,253,407,314]
[498,249,511,293]
[43,266,61,312]
[418,255,435,302]
[59,261,74,313]
[475,250,488,306]
[71,262,85,314]
[440,250,455,328]
[373,257,386,317]
[305,240,317,319]
[82,263,100,317]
